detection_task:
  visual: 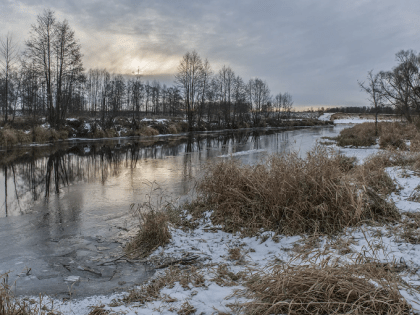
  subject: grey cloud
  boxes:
[1,0,420,107]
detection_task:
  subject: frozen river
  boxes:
[0,125,346,298]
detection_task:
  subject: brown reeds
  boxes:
[125,204,171,258]
[335,121,420,149]
[336,122,377,147]
[87,305,110,315]
[240,261,412,315]
[139,126,159,136]
[0,128,19,147]
[197,146,400,236]
[0,273,40,315]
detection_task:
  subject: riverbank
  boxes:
[0,115,332,148]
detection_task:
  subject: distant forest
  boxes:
[0,9,294,130]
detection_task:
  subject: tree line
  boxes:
[0,9,293,131]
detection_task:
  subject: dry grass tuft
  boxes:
[0,128,18,147]
[379,122,417,150]
[177,301,197,315]
[228,247,242,261]
[0,273,48,315]
[139,126,159,136]
[398,212,420,244]
[32,126,50,143]
[125,205,171,258]
[335,121,420,149]
[212,264,245,287]
[351,155,397,196]
[167,124,179,134]
[198,146,400,236]
[363,150,420,170]
[124,266,205,304]
[87,305,110,315]
[336,122,377,147]
[240,261,412,315]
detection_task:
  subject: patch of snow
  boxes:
[333,118,396,124]
[64,276,80,282]
[318,112,334,121]
[218,149,267,157]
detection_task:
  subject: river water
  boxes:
[0,125,345,298]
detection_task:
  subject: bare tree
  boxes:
[0,33,19,122]
[358,70,384,135]
[175,51,203,130]
[378,50,420,123]
[249,78,270,125]
[281,92,293,119]
[197,58,212,125]
[24,9,83,127]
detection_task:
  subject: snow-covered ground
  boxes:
[333,118,396,124]
[318,112,400,124]
[22,131,420,314]
[318,112,334,121]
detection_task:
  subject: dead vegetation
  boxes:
[125,204,171,258]
[332,121,420,149]
[397,212,420,244]
[239,259,412,315]
[0,273,53,315]
[87,305,110,315]
[360,150,420,171]
[196,146,400,236]
[335,122,378,147]
[124,266,206,305]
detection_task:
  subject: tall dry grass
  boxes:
[335,121,420,149]
[197,146,400,235]
[0,273,42,315]
[240,260,412,315]
[0,128,19,147]
[336,122,377,147]
[125,204,172,258]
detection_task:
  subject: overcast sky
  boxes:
[1,0,420,109]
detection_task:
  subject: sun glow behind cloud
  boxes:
[127,56,180,76]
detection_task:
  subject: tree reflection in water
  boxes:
[0,128,289,217]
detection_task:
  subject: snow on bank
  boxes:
[141,118,168,124]
[333,118,396,124]
[34,142,420,314]
[318,112,400,124]
[318,112,333,121]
